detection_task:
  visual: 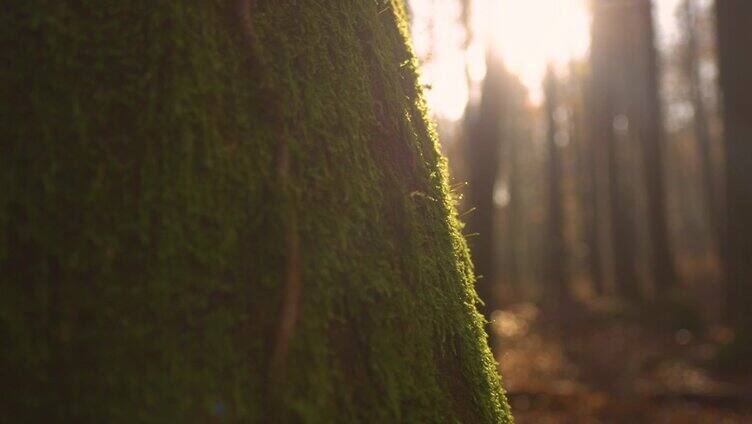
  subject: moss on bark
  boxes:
[1,1,512,422]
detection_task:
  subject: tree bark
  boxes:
[0,2,512,422]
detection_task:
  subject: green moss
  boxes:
[1,1,512,422]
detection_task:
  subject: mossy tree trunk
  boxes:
[0,1,512,422]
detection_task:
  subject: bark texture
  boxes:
[0,2,512,422]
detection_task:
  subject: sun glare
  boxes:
[410,0,471,121]
[410,0,591,119]
[489,0,591,103]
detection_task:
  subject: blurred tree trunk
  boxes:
[606,115,642,301]
[638,0,677,296]
[591,0,642,300]
[498,68,529,297]
[684,0,723,262]
[543,68,570,304]
[586,119,606,297]
[464,53,504,337]
[0,2,512,422]
[508,132,522,290]
[716,0,752,346]
[580,67,606,296]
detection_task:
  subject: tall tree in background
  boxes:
[683,0,722,261]
[0,2,512,422]
[543,68,570,304]
[638,0,678,295]
[591,0,642,300]
[716,0,752,355]
[506,116,523,291]
[486,64,531,297]
[590,0,677,300]
[464,53,506,327]
[579,65,607,295]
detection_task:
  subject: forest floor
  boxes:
[493,300,752,423]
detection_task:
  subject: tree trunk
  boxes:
[464,53,505,326]
[684,0,723,265]
[543,68,570,304]
[716,0,752,342]
[606,116,643,301]
[508,130,522,290]
[591,0,642,300]
[638,0,677,296]
[581,68,606,296]
[0,2,512,422]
